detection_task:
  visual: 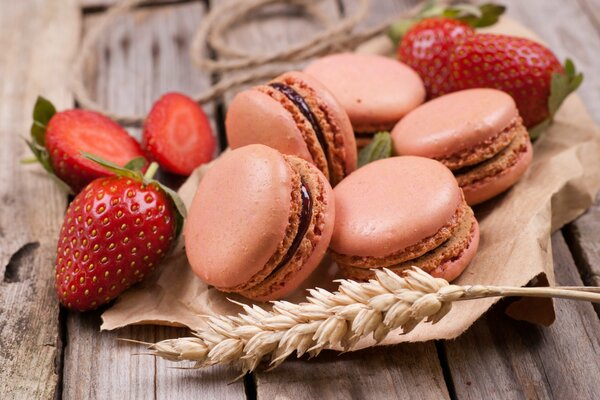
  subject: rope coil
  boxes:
[71,0,421,126]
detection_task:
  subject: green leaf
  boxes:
[30,96,56,146]
[82,152,143,181]
[24,139,73,194]
[124,157,147,172]
[448,3,506,28]
[548,58,584,117]
[358,132,393,168]
[529,119,551,141]
[387,1,505,46]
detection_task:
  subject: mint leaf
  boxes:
[358,132,393,168]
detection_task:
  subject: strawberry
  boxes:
[54,156,186,311]
[449,34,583,133]
[143,92,215,176]
[27,97,147,193]
[390,3,505,97]
[397,18,474,97]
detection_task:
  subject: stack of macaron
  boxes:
[184,52,534,302]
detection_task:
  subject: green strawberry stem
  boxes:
[144,162,159,180]
[530,58,583,140]
[83,152,187,237]
[388,1,506,45]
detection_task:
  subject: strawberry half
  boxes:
[143,92,215,176]
[449,34,583,134]
[54,156,186,311]
[27,97,147,193]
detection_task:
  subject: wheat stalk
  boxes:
[144,267,600,374]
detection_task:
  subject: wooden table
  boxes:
[2,0,600,398]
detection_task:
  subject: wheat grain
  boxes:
[145,267,600,374]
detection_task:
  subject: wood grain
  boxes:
[63,3,244,398]
[255,344,450,399]
[443,233,600,400]
[0,0,79,398]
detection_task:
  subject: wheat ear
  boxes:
[145,267,600,374]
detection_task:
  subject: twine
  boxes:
[71,0,424,126]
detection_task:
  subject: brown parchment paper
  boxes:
[101,17,600,347]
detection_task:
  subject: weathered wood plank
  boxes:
[255,344,450,399]
[63,3,244,398]
[0,0,79,398]
[443,233,600,399]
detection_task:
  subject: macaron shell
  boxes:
[430,218,479,282]
[330,156,462,258]
[184,144,293,288]
[304,53,425,131]
[392,89,518,158]
[463,137,533,205]
[226,90,314,163]
[250,161,335,301]
[280,71,358,177]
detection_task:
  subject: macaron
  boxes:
[304,53,426,147]
[330,156,479,283]
[392,88,533,205]
[226,71,357,185]
[184,144,335,301]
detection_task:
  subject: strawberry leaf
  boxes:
[358,132,393,168]
[548,58,583,117]
[31,96,56,146]
[24,139,73,194]
[124,157,147,172]
[387,2,505,45]
[82,152,144,181]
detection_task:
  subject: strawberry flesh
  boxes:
[143,92,215,176]
[54,176,176,311]
[45,110,146,192]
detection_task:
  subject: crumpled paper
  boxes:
[101,18,600,347]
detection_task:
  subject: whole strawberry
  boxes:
[391,3,505,97]
[397,17,474,97]
[27,97,147,193]
[450,34,583,131]
[54,157,185,311]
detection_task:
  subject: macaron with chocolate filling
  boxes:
[330,156,479,283]
[184,144,335,301]
[392,88,533,205]
[304,53,425,147]
[226,71,356,185]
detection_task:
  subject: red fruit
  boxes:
[143,93,215,176]
[397,17,475,97]
[45,110,146,191]
[449,34,565,127]
[54,175,177,311]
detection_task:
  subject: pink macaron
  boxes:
[304,53,426,146]
[330,156,479,282]
[184,144,335,301]
[392,88,533,205]
[226,71,357,185]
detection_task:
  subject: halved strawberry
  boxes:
[143,93,216,176]
[27,97,147,193]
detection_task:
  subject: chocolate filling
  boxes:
[269,82,330,166]
[267,178,313,279]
